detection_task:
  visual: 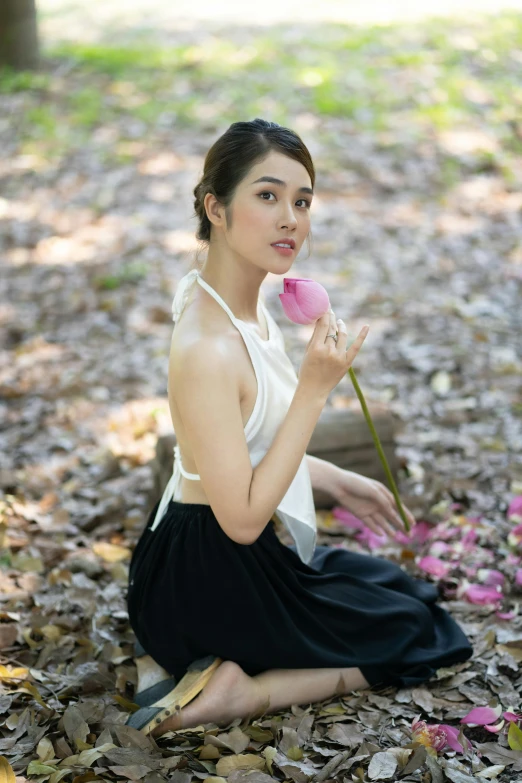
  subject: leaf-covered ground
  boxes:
[1,2,522,781]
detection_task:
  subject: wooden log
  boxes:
[149,401,399,513]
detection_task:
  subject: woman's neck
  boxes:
[200,256,267,324]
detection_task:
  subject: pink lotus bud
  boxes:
[279,278,330,324]
[508,495,522,521]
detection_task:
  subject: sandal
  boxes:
[130,640,177,708]
[126,652,222,735]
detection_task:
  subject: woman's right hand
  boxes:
[298,309,369,401]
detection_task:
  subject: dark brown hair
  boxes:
[192,119,315,255]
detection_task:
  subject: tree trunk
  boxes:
[0,0,39,70]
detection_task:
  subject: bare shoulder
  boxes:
[170,329,236,383]
[169,296,245,391]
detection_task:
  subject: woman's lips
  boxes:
[271,244,294,256]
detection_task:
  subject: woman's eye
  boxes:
[259,192,311,208]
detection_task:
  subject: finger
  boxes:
[324,308,337,345]
[336,318,347,354]
[371,512,395,538]
[385,504,407,531]
[313,312,333,344]
[378,486,416,527]
[364,516,389,539]
[345,325,369,359]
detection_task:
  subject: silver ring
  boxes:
[326,333,338,342]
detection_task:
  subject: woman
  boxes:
[126,118,473,738]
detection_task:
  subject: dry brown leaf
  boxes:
[367,751,398,780]
[92,542,131,562]
[199,745,220,760]
[62,705,90,746]
[107,765,151,780]
[216,754,266,777]
[411,686,434,712]
[0,757,16,783]
[327,721,365,747]
[36,737,55,762]
[227,772,275,783]
[0,665,29,681]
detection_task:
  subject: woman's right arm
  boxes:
[171,310,369,545]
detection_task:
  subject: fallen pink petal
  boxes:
[484,719,505,733]
[418,555,451,578]
[477,568,505,586]
[503,709,522,722]
[464,584,503,605]
[394,520,432,546]
[460,705,503,726]
[440,724,472,753]
[495,608,517,620]
[356,526,388,550]
[507,495,522,520]
[332,506,363,529]
[462,529,478,547]
[428,541,451,557]
[516,569,522,586]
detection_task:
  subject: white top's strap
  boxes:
[150,468,179,531]
[174,443,200,480]
[196,274,238,322]
[149,445,200,532]
[171,269,200,323]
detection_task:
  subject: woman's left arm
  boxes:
[306,454,416,537]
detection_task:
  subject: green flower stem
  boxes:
[347,367,411,533]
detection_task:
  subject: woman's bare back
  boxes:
[167,282,270,505]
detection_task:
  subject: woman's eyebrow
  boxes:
[251,176,313,195]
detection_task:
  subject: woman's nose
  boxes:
[279,203,298,227]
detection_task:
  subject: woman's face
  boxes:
[224,150,313,273]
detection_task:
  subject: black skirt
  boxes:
[127,499,473,689]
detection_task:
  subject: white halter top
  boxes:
[149,268,317,565]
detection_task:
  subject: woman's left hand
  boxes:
[329,469,416,538]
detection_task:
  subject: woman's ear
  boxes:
[204,191,226,230]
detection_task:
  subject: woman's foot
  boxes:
[150,660,268,738]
